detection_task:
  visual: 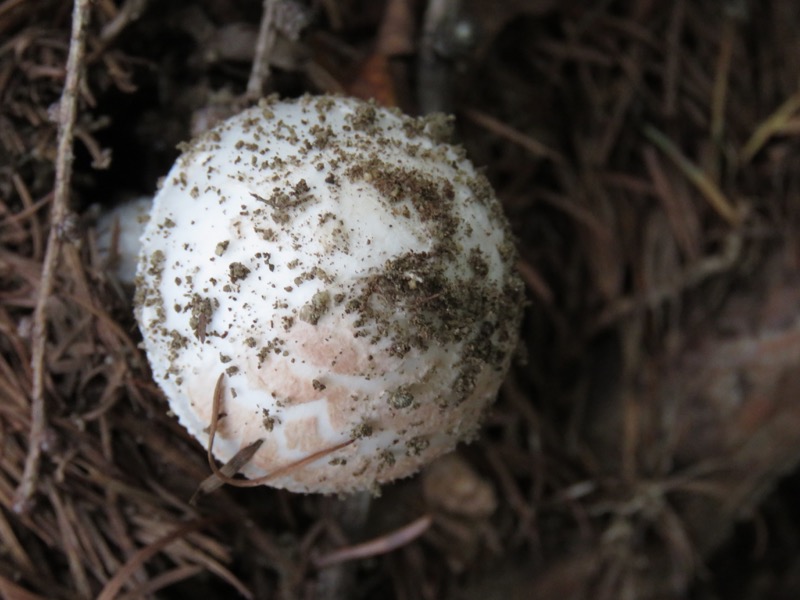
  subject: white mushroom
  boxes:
[135,94,524,494]
[96,195,152,285]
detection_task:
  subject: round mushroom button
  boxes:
[134,94,524,494]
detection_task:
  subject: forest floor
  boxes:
[2,1,800,598]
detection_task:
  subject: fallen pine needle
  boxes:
[205,373,354,488]
[642,124,741,226]
[96,519,252,600]
[312,514,433,569]
[191,439,264,503]
[740,92,800,163]
[116,565,203,600]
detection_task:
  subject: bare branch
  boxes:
[13,0,92,514]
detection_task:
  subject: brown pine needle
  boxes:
[313,514,433,568]
[0,575,48,600]
[462,107,563,162]
[117,565,204,600]
[710,17,735,143]
[96,518,252,600]
[205,373,354,488]
[740,92,800,163]
[191,439,265,503]
[642,124,741,226]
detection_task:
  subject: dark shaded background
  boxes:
[2,0,800,598]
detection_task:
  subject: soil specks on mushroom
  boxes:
[135,95,523,494]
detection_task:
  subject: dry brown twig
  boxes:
[13,0,91,514]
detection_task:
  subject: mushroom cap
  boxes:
[135,95,524,494]
[96,195,152,285]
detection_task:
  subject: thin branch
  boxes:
[13,0,91,514]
